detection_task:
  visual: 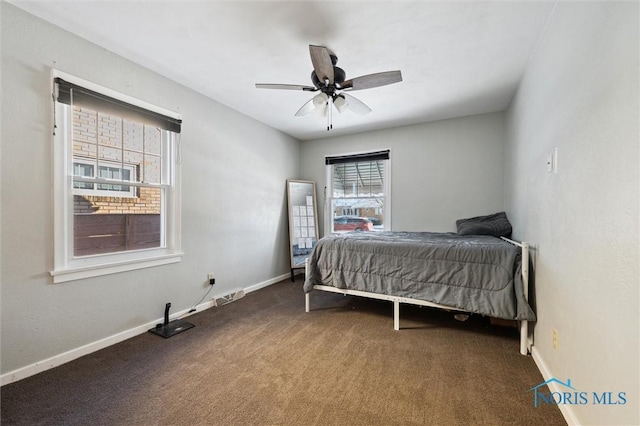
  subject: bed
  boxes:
[303,213,535,355]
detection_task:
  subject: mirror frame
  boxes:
[286,180,319,279]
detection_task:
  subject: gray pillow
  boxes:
[456,212,512,238]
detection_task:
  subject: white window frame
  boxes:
[50,70,182,283]
[324,150,392,236]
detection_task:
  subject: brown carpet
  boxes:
[1,280,565,425]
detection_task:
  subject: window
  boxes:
[73,159,136,197]
[325,150,391,234]
[51,71,183,283]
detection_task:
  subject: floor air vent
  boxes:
[213,289,245,307]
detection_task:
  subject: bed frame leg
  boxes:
[520,242,531,355]
[304,257,310,313]
[520,320,528,355]
[393,301,400,330]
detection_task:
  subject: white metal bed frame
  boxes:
[305,236,533,355]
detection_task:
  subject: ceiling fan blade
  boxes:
[295,98,316,116]
[341,70,402,91]
[341,93,372,115]
[255,83,317,91]
[309,45,334,85]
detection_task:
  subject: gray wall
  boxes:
[505,2,638,425]
[1,3,300,374]
[301,113,506,235]
[3,6,638,425]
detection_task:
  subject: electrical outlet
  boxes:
[207,273,215,285]
[552,328,558,350]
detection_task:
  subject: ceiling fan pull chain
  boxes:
[326,97,329,131]
[330,97,333,130]
[327,105,330,131]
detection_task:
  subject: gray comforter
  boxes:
[303,232,536,321]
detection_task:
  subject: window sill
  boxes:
[50,252,183,283]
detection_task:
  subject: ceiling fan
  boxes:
[255,45,402,131]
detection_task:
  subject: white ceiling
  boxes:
[11,1,556,141]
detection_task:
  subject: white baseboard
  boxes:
[0,273,290,386]
[531,346,581,425]
[244,273,290,294]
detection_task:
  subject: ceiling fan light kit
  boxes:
[256,45,402,131]
[333,95,348,113]
[313,92,329,110]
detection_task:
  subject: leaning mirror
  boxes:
[286,180,319,281]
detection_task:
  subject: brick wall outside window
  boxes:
[72,106,161,215]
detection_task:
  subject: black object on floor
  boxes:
[148,302,194,338]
